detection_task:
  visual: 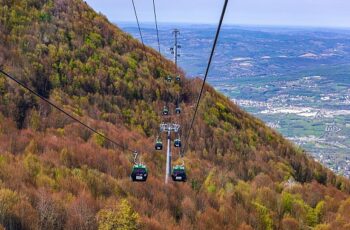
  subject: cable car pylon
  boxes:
[160,123,180,183]
[170,29,181,67]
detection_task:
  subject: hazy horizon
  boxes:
[86,0,350,28]
[115,21,350,30]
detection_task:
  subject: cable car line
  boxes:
[182,0,228,156]
[152,0,161,54]
[1,0,229,184]
[0,69,137,154]
[131,0,148,60]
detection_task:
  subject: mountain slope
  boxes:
[0,0,350,229]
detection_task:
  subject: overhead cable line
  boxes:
[182,0,229,156]
[131,0,148,60]
[0,69,137,154]
[152,0,161,54]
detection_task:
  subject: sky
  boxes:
[85,0,350,28]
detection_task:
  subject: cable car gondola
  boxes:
[174,138,181,148]
[165,76,173,83]
[131,164,148,182]
[162,106,169,115]
[155,139,163,150]
[171,165,187,182]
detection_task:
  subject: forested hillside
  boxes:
[0,0,350,229]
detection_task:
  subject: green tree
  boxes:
[93,132,106,147]
[280,192,293,214]
[23,153,41,179]
[253,202,273,230]
[97,199,139,230]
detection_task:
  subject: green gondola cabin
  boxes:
[174,138,181,148]
[155,139,163,150]
[171,165,187,182]
[131,164,148,182]
[165,76,173,83]
[163,106,169,115]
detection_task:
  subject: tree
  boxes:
[253,202,273,230]
[97,199,139,230]
[238,223,254,230]
[0,189,21,229]
[65,193,98,230]
[281,216,299,230]
[37,191,67,230]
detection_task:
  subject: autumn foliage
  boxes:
[0,0,350,229]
